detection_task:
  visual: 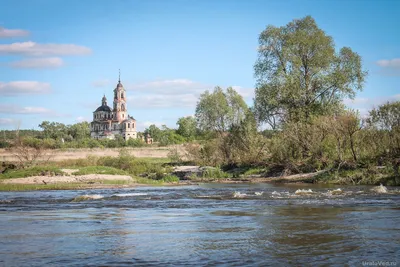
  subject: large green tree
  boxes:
[144,124,162,141]
[38,121,69,139]
[195,86,248,134]
[176,116,197,139]
[368,101,400,156]
[254,16,367,128]
[68,122,90,140]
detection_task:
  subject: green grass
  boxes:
[98,179,133,184]
[242,167,266,176]
[132,177,166,185]
[0,166,64,179]
[160,174,180,183]
[73,166,128,176]
[202,167,230,179]
[0,182,87,191]
[137,157,171,164]
[313,167,400,185]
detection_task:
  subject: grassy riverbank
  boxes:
[1,147,400,191]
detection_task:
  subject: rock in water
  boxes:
[370,184,388,193]
[327,188,343,195]
[233,191,246,198]
[295,189,314,195]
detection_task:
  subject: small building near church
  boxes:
[90,75,138,140]
[141,132,153,144]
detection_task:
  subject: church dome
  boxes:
[95,105,112,112]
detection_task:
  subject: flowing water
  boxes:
[0,183,399,266]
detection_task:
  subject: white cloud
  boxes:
[141,121,164,128]
[344,94,400,117]
[0,118,19,126]
[231,85,255,99]
[0,81,51,96]
[128,94,198,109]
[376,58,400,76]
[0,104,51,114]
[0,27,29,38]
[125,79,254,109]
[92,79,110,87]
[376,58,400,68]
[128,79,208,95]
[10,57,63,68]
[76,116,89,122]
[343,97,369,105]
[0,41,91,56]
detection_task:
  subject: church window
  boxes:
[121,93,124,99]
[128,123,130,128]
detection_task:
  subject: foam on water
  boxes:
[327,188,343,196]
[254,191,264,196]
[113,193,148,197]
[233,191,247,198]
[294,189,314,195]
[72,194,104,202]
[370,184,388,194]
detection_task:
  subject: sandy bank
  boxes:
[0,145,187,162]
[1,174,133,185]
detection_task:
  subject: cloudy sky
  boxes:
[0,0,399,131]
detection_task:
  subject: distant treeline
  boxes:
[0,117,206,149]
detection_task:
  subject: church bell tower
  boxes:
[113,69,127,122]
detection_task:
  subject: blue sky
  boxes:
[0,0,399,131]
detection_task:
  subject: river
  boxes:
[0,183,399,266]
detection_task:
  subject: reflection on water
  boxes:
[0,184,399,266]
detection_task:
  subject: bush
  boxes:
[167,147,183,164]
[161,174,180,183]
[0,166,64,179]
[73,166,128,176]
[202,167,230,179]
[0,140,10,148]
[127,138,145,147]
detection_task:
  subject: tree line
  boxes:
[0,117,202,149]
[186,16,399,185]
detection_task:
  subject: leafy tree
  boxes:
[368,101,400,131]
[158,125,186,146]
[176,116,197,139]
[68,122,90,140]
[227,110,268,165]
[335,110,362,162]
[254,16,367,128]
[144,124,185,146]
[195,86,248,134]
[145,124,162,141]
[368,101,400,157]
[38,121,69,139]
